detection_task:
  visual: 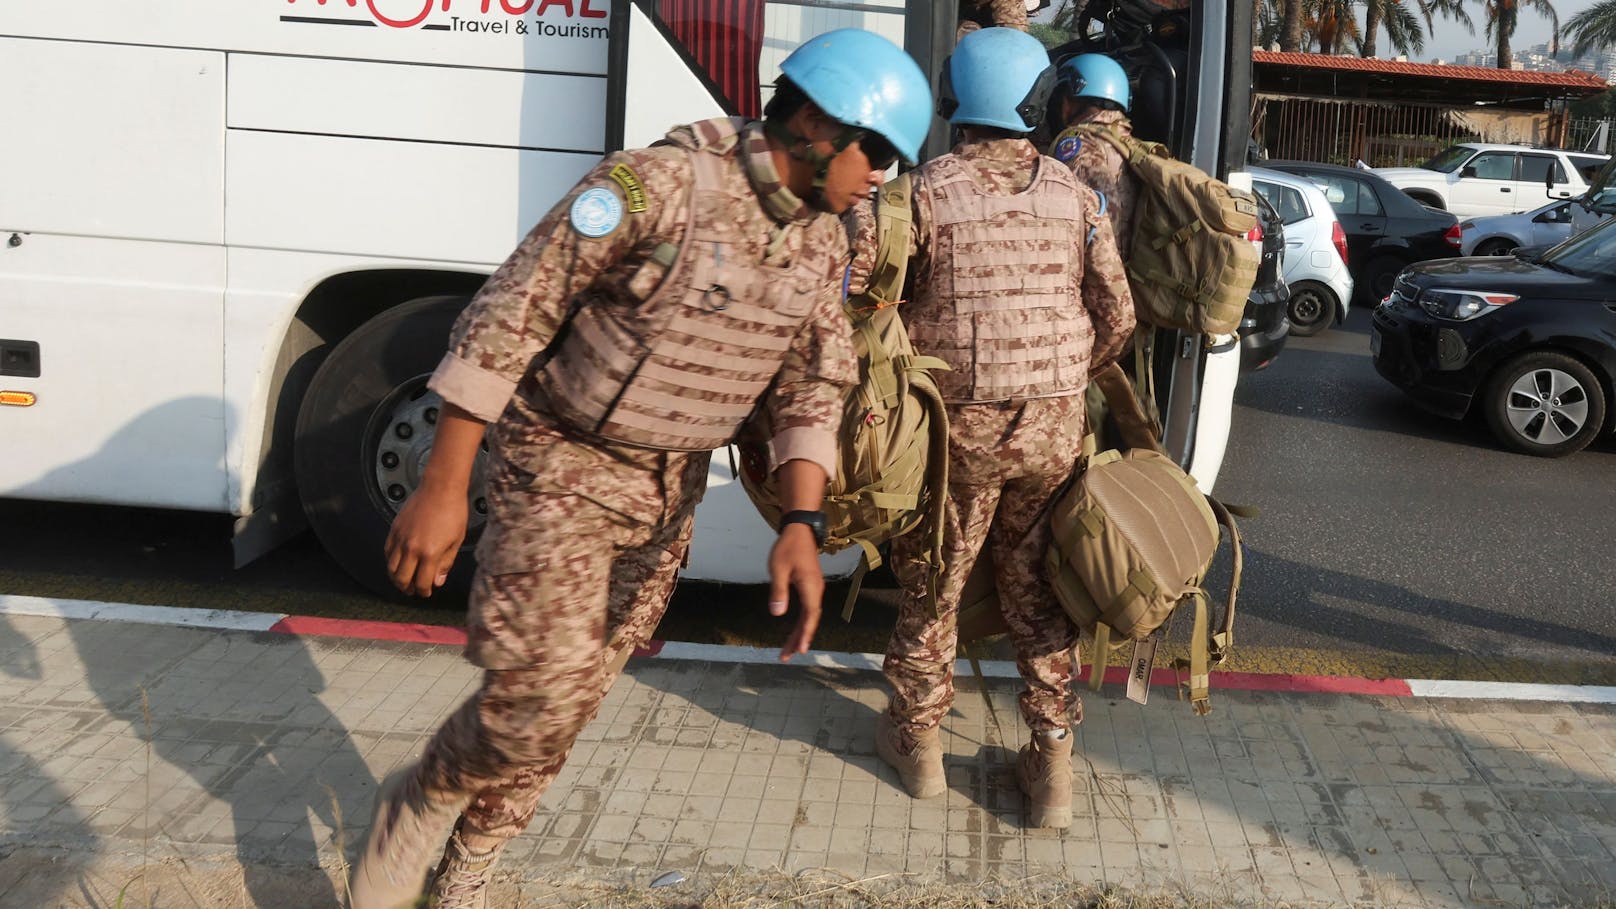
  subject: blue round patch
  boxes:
[1054,135,1081,163]
[570,186,624,238]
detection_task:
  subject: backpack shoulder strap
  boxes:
[851,173,914,316]
[1073,124,1167,171]
[1090,362,1165,454]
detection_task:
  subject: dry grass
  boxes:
[501,868,1305,909]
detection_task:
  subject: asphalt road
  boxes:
[1211,306,1616,681]
[3,309,1613,682]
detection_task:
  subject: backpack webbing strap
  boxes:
[1090,363,1164,454]
[1153,219,1206,250]
[852,173,914,314]
[1207,496,1242,663]
[1088,621,1112,691]
[916,379,950,616]
[1180,590,1212,715]
[1131,333,1162,436]
[840,549,875,622]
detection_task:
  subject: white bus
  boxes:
[0,0,1254,595]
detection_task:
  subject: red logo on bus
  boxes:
[287,0,606,29]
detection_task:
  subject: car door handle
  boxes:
[1501,186,1511,192]
[1359,222,1378,230]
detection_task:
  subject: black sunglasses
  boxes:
[857,133,901,172]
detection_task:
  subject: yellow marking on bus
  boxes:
[0,391,36,407]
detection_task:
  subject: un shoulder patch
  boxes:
[608,163,649,213]
[1054,135,1082,163]
[570,186,624,239]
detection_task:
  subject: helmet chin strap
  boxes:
[764,119,861,212]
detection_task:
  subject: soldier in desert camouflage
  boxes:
[849,27,1135,830]
[1049,53,1139,258]
[346,29,933,909]
[958,0,1035,33]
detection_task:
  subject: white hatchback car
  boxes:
[1373,143,1609,219]
[1250,167,1355,337]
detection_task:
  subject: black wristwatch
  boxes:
[780,510,828,547]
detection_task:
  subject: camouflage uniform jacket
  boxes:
[961,0,1029,30]
[1050,110,1139,259]
[848,138,1135,385]
[428,118,857,521]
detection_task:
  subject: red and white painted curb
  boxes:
[5,594,1615,705]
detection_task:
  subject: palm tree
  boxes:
[1306,0,1362,53]
[1361,0,1474,58]
[1481,0,1559,69]
[1565,0,1616,55]
[1282,0,1306,50]
[1361,0,1427,57]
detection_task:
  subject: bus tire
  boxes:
[293,294,483,602]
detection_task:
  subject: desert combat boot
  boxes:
[348,765,465,909]
[428,825,509,909]
[875,711,946,799]
[1016,728,1073,828]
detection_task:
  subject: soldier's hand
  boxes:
[384,485,469,597]
[767,523,824,662]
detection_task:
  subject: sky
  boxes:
[1418,0,1597,63]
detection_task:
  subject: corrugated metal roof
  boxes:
[1253,50,1609,90]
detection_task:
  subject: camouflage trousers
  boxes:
[409,417,704,839]
[885,394,1086,736]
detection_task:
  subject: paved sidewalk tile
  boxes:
[1,615,1614,908]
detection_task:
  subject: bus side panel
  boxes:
[0,0,611,75]
[225,132,600,263]
[0,38,224,243]
[0,236,228,509]
[0,39,228,509]
[227,55,607,158]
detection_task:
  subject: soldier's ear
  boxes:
[789,102,841,146]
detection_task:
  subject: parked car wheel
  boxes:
[1474,237,1517,257]
[1483,351,1607,457]
[1361,255,1407,304]
[1285,280,1337,337]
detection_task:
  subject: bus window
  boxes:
[654,1,767,118]
[643,0,909,120]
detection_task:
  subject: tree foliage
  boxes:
[1565,0,1616,56]
[1481,0,1559,69]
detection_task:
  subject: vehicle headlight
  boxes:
[1417,288,1518,320]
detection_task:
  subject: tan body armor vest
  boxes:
[538,125,825,451]
[906,154,1091,405]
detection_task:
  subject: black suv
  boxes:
[1241,191,1290,372]
[1371,218,1616,456]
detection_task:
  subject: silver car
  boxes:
[1458,199,1576,257]
[1249,167,1356,337]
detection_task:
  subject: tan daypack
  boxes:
[737,173,951,615]
[1045,362,1242,714]
[1074,125,1260,336]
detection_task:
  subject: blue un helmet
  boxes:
[777,28,932,168]
[1056,53,1131,112]
[938,27,1058,135]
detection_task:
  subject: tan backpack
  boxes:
[1074,125,1260,336]
[1045,362,1242,714]
[737,174,951,616]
